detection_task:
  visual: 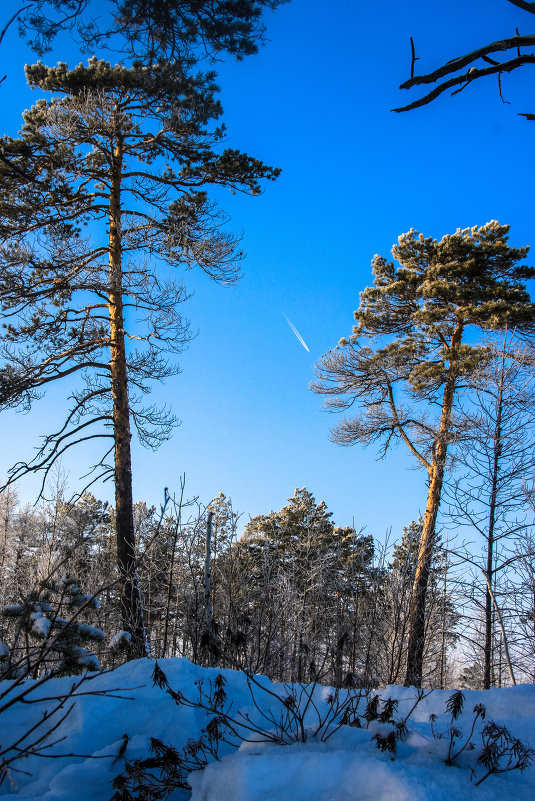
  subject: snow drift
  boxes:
[0,658,534,801]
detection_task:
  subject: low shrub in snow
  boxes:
[430,689,534,784]
[110,664,534,800]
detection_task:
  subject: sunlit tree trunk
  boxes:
[404,322,462,687]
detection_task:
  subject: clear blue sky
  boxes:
[1,0,533,541]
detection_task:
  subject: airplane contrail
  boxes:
[283,313,310,352]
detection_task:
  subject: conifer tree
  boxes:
[0,58,279,656]
[206,492,238,561]
[1,574,105,677]
[312,221,535,686]
[1,1,289,61]
[242,488,336,587]
[238,488,373,682]
[0,2,288,180]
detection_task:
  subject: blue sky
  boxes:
[1,0,534,541]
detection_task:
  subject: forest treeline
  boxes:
[0,476,534,689]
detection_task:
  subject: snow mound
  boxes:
[0,658,533,801]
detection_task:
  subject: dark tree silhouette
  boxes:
[394,1,535,120]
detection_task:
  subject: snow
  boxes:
[191,739,417,801]
[108,630,131,651]
[71,648,101,671]
[29,610,51,638]
[76,624,106,642]
[0,659,533,801]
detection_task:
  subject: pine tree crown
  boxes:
[353,221,535,343]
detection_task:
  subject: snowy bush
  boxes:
[429,689,534,784]
[0,659,533,800]
[111,664,418,798]
[0,574,105,678]
[110,630,132,652]
[111,664,535,800]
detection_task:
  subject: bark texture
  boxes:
[404,323,463,687]
[108,132,147,658]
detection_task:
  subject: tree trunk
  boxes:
[108,133,147,659]
[440,538,448,689]
[202,510,218,665]
[404,323,463,687]
[483,363,504,688]
[162,522,179,658]
[204,510,214,631]
[482,570,516,686]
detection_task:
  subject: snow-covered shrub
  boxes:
[111,663,413,799]
[0,574,112,789]
[0,574,105,678]
[430,689,534,784]
[109,630,132,652]
[112,667,535,800]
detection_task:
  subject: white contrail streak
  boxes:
[283,313,310,352]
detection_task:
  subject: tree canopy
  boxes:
[2,0,289,62]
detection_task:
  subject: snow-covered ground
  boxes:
[1,658,534,801]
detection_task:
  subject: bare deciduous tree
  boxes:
[446,338,535,687]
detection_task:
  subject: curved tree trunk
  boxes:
[108,131,147,659]
[404,322,463,687]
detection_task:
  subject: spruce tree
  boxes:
[0,58,279,656]
[312,221,535,687]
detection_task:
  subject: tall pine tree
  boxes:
[0,58,279,656]
[312,221,535,686]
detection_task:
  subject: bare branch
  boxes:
[410,36,419,79]
[507,0,535,14]
[394,54,535,113]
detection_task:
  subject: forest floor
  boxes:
[1,658,534,800]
